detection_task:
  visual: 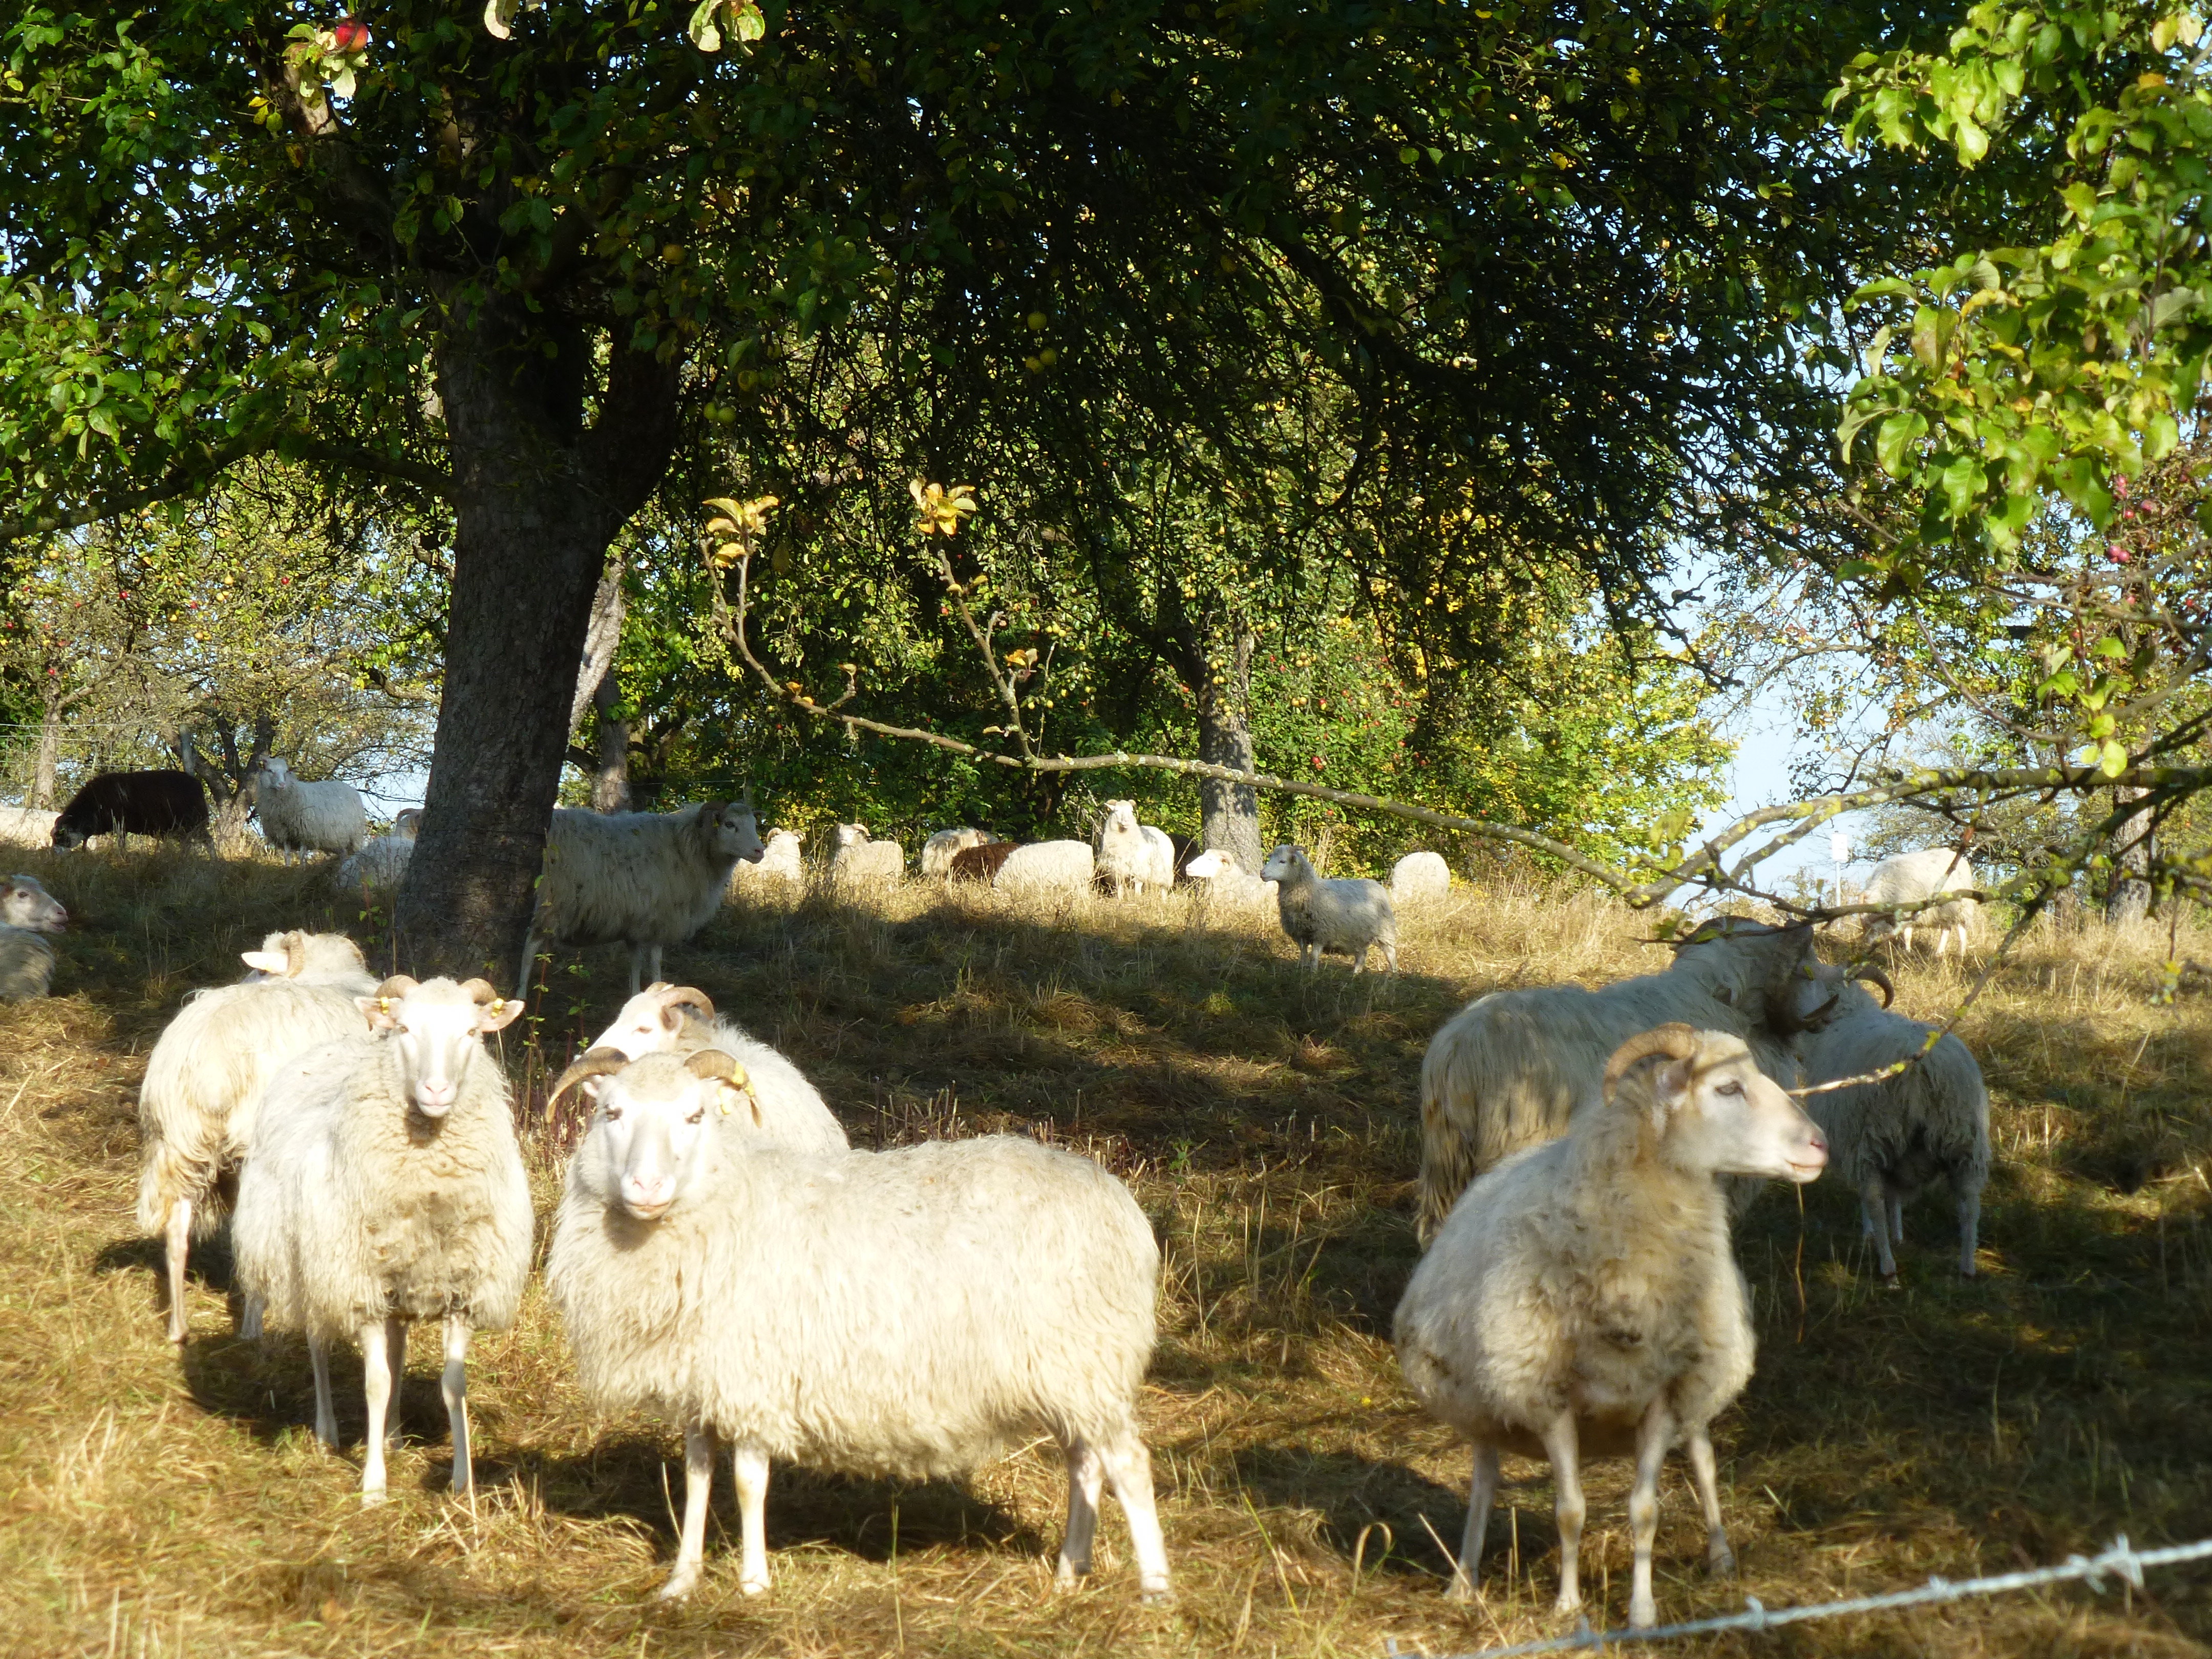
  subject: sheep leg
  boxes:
[1099,1429,1172,1604]
[1447,1441,1500,1603]
[358,1321,392,1505]
[514,925,540,1002]
[1685,1428,1735,1578]
[441,1316,473,1495]
[1957,1179,1983,1278]
[240,1293,264,1343]
[1626,1400,1674,1628]
[385,1316,407,1454]
[1888,1194,1905,1247]
[1859,1179,1898,1280]
[1538,1411,1585,1615]
[1305,943,1322,975]
[731,1440,773,1597]
[1055,1437,1105,1586]
[162,1197,192,1344]
[1383,941,1399,975]
[659,1423,719,1600]
[309,1334,339,1451]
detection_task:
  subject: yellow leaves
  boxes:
[1005,647,1040,668]
[702,495,778,568]
[910,479,979,537]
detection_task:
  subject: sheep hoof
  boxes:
[656,1571,698,1602]
[359,1486,387,1508]
[1139,1585,1176,1607]
[737,1576,771,1598]
[1628,1594,1657,1628]
[1708,1541,1737,1579]
[1443,1571,1476,1604]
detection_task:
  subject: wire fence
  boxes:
[1387,1534,2212,1658]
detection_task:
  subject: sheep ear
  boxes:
[1710,985,1736,1008]
[358,994,401,1031]
[475,995,525,1033]
[241,950,287,974]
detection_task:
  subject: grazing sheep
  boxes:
[543,1050,1171,1604]
[253,758,370,862]
[0,873,69,1000]
[1259,844,1397,974]
[137,930,377,1342]
[0,805,58,847]
[829,822,904,884]
[1391,850,1452,905]
[1863,847,1979,958]
[52,770,209,849]
[581,983,846,1154]
[1415,918,1875,1241]
[1395,1025,1829,1626]
[993,839,1096,897]
[1181,848,1279,911]
[1095,801,1174,897]
[730,828,804,896]
[1794,979,1989,1280]
[520,800,766,998]
[233,976,530,1503]
[950,840,1019,884]
[921,827,998,879]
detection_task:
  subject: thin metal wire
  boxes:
[1410,1534,2212,1658]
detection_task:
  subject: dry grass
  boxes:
[0,849,2208,1657]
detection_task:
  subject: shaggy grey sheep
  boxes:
[233,976,530,1503]
[0,806,58,848]
[1794,979,1990,1279]
[1863,846,1979,958]
[829,822,905,884]
[1415,919,1879,1241]
[1259,844,1397,974]
[138,929,377,1342]
[544,1049,1171,1604]
[254,758,370,862]
[520,800,765,997]
[0,873,67,1000]
[1396,1024,1828,1626]
[729,827,803,895]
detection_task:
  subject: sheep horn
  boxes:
[1602,1023,1701,1093]
[546,1046,632,1116]
[373,974,419,1001]
[1853,963,1895,1008]
[458,976,503,1006]
[657,984,716,1028]
[284,931,306,978]
[683,1049,749,1087]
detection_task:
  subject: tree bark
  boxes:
[568,554,628,738]
[31,695,60,809]
[590,675,632,813]
[2106,784,2154,924]
[393,302,679,981]
[1184,624,1263,870]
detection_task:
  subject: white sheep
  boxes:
[1095,801,1174,897]
[1395,1024,1829,1626]
[993,838,1096,897]
[920,826,997,879]
[544,1049,1171,1604]
[1414,919,1879,1241]
[0,805,58,848]
[1259,844,1397,974]
[520,799,765,997]
[1794,979,1990,1279]
[254,758,370,862]
[580,982,846,1154]
[0,873,68,1000]
[828,822,904,884]
[1181,847,1279,911]
[1391,850,1452,905]
[336,835,413,895]
[233,975,530,1503]
[729,827,804,896]
[1863,846,1978,958]
[137,929,377,1342]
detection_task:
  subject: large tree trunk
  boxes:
[590,675,632,814]
[393,304,679,981]
[2106,784,2154,924]
[1184,624,1263,871]
[31,695,60,809]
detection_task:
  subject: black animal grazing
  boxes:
[51,771,210,850]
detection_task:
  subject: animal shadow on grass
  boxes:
[92,1229,251,1337]
[521,1438,1044,1570]
[1232,1444,1476,1584]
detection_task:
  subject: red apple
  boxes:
[330,16,370,53]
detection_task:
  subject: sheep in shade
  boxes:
[253,758,370,862]
[0,873,69,999]
[1259,844,1397,974]
[51,770,209,849]
[921,826,998,879]
[829,822,905,884]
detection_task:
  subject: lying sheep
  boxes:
[830,822,904,884]
[336,834,413,895]
[921,826,997,879]
[1795,978,1990,1280]
[1391,850,1452,905]
[730,828,804,896]
[233,976,531,1503]
[1863,846,1979,958]
[1181,847,1279,911]
[0,874,69,999]
[949,840,1019,884]
[1096,801,1174,897]
[994,839,1095,897]
[254,758,370,862]
[544,1049,1171,1603]
[1415,918,1878,1241]
[1259,844,1397,974]
[1395,1024,1828,1626]
[521,799,765,997]
[0,805,58,848]
[580,982,846,1153]
[137,930,376,1341]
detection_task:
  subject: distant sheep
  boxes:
[1396,1025,1828,1626]
[1182,848,1278,911]
[137,930,376,1342]
[830,823,904,884]
[544,1050,1170,1604]
[253,758,369,862]
[994,839,1095,897]
[921,827,998,879]
[51,770,209,850]
[1795,979,1990,1280]
[0,874,69,1000]
[1863,847,1978,957]
[1259,844,1397,974]
[336,835,413,895]
[520,800,765,997]
[1391,851,1452,905]
[580,982,846,1154]
[1096,801,1174,897]
[730,828,804,896]
[234,976,530,1503]
[949,841,1019,884]
[0,806,58,848]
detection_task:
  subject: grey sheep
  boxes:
[1259,843,1397,974]
[543,1048,1171,1604]
[0,873,68,1000]
[1396,1024,1829,1627]
[233,975,531,1504]
[253,757,370,861]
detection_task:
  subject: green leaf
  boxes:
[688,0,724,52]
[1910,304,1954,369]
[2061,181,2099,222]
[1875,410,1928,476]
[2098,738,2128,778]
[1939,454,1984,519]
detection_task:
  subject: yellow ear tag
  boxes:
[718,1087,734,1116]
